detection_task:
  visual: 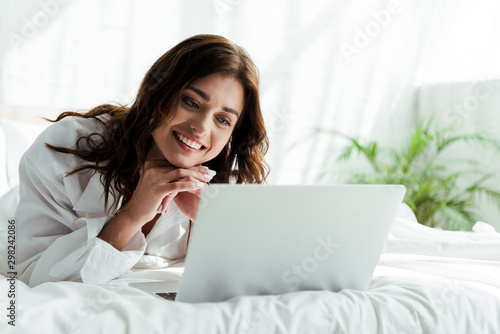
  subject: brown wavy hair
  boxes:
[47,34,270,212]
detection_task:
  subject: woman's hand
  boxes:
[118,161,210,226]
[171,166,215,221]
[98,161,215,251]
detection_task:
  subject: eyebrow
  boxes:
[186,85,240,118]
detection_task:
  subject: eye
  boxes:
[183,97,199,108]
[217,117,231,126]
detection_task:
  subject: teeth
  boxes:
[176,132,202,150]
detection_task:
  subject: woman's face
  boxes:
[151,73,245,168]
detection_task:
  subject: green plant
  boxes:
[314,119,500,230]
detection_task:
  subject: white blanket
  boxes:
[1,215,500,333]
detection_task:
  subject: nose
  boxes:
[189,113,210,135]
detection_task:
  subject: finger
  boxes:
[158,192,175,215]
[162,195,174,215]
[191,165,217,179]
[187,182,207,197]
[167,168,216,183]
[173,176,209,194]
[152,181,204,216]
[188,186,205,199]
[161,181,204,200]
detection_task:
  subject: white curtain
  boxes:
[1,0,500,188]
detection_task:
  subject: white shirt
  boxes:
[16,116,190,287]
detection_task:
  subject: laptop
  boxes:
[170,184,406,303]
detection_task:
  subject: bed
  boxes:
[1,117,500,333]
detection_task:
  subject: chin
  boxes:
[167,157,202,169]
[169,161,196,169]
[164,152,214,169]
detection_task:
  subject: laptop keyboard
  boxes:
[155,292,177,301]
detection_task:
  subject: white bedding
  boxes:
[1,119,499,333]
[1,214,500,333]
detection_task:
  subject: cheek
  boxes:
[208,133,232,157]
[151,124,174,150]
[219,133,233,150]
[151,129,160,144]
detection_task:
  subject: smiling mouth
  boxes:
[174,131,206,150]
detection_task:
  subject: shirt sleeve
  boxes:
[16,153,146,287]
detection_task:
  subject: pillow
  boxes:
[396,202,418,223]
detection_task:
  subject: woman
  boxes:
[16,34,270,287]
